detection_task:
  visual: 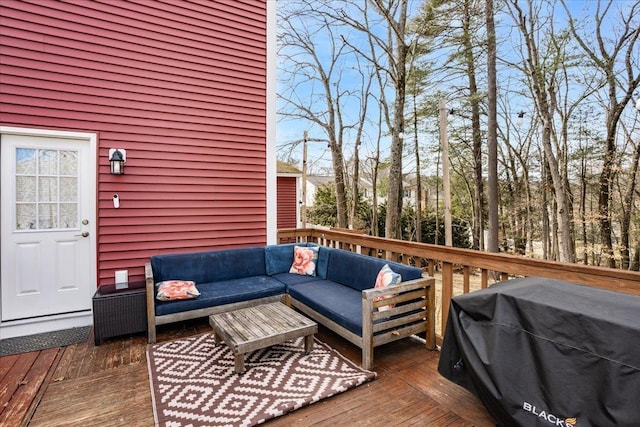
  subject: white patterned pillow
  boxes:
[289,245,319,276]
[156,280,200,301]
[373,264,401,312]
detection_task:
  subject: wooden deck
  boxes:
[1,319,493,426]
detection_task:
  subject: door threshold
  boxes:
[0,311,92,339]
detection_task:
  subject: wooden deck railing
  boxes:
[277,228,640,345]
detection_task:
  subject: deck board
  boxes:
[0,353,19,381]
[399,362,496,425]
[0,348,59,426]
[28,363,153,427]
[51,344,78,382]
[2,318,493,426]
[0,351,39,416]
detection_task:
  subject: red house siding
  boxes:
[0,0,268,285]
[277,176,298,229]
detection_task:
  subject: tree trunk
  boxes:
[598,127,616,268]
[460,0,484,250]
[384,0,409,240]
[542,156,549,260]
[620,136,640,269]
[331,148,349,228]
[485,0,499,253]
[350,146,360,230]
[580,151,589,265]
[413,91,422,242]
[371,156,380,237]
[631,239,640,271]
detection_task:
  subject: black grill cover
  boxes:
[438,277,640,427]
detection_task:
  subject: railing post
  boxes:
[463,265,470,293]
[481,269,489,288]
[441,262,454,333]
[425,276,436,350]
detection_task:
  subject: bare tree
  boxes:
[406,13,442,242]
[617,117,640,269]
[409,73,423,241]
[349,63,375,229]
[369,0,410,239]
[278,2,356,228]
[506,0,575,263]
[496,99,536,257]
[363,93,387,237]
[328,0,413,239]
[561,0,640,268]
[412,0,485,248]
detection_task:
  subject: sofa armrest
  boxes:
[362,276,430,301]
[145,262,157,343]
[362,274,436,350]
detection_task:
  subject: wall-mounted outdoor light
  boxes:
[109,148,126,175]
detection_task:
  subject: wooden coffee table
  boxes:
[208,302,318,374]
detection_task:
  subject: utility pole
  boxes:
[439,99,452,246]
[301,131,308,227]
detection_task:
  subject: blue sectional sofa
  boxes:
[145,243,435,369]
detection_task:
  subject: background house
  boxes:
[276,161,302,229]
[306,174,418,209]
[305,175,335,207]
[0,0,276,337]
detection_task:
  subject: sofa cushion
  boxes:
[155,280,200,301]
[151,247,266,284]
[265,243,298,275]
[155,276,285,316]
[265,243,330,278]
[288,280,364,335]
[315,246,330,279]
[288,279,426,338]
[289,245,319,276]
[271,272,322,288]
[326,249,422,292]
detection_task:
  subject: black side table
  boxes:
[92,282,147,345]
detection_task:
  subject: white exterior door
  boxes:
[1,129,96,325]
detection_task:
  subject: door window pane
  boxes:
[16,204,36,230]
[38,203,58,229]
[60,177,78,201]
[38,176,58,201]
[60,203,78,228]
[16,176,36,202]
[15,147,79,230]
[60,150,78,175]
[38,150,58,175]
[16,148,37,174]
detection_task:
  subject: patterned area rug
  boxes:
[147,332,376,427]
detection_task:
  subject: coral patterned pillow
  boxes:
[156,280,200,301]
[289,245,319,276]
[373,264,401,312]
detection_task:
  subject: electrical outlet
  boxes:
[115,270,129,289]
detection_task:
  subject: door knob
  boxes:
[75,231,89,237]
